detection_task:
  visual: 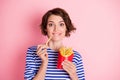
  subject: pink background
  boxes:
[0,0,120,80]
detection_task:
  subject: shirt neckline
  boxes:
[47,47,59,52]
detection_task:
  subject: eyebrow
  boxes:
[48,21,64,23]
[59,21,64,23]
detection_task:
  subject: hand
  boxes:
[36,45,48,63]
[62,60,77,76]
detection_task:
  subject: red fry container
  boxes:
[57,51,74,69]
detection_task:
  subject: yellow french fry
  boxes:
[59,47,73,57]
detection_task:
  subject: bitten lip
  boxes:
[52,32,62,36]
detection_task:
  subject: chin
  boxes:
[52,37,63,41]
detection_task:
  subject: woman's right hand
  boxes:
[36,45,48,63]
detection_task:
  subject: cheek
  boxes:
[61,29,66,37]
[46,27,52,32]
[63,28,67,34]
[47,30,52,36]
[46,29,51,36]
[61,27,66,32]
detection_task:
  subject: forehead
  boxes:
[47,15,64,22]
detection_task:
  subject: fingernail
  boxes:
[64,60,67,62]
[61,62,64,65]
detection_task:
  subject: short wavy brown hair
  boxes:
[40,8,76,37]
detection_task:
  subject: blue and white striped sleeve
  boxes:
[24,47,36,80]
[73,51,85,80]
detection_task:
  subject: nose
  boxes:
[53,25,58,31]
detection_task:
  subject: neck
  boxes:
[48,40,63,51]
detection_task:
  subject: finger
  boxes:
[37,49,47,55]
[66,60,76,67]
[37,48,47,55]
[45,52,48,57]
[37,46,41,53]
[62,62,76,75]
[63,62,72,69]
[63,60,75,68]
[64,60,72,64]
[63,61,76,73]
[37,44,47,50]
[37,45,43,53]
[62,64,72,73]
[37,45,47,54]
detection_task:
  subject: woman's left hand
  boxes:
[62,60,77,76]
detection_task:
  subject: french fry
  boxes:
[45,37,52,46]
[59,47,73,57]
[57,47,74,69]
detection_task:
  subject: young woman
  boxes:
[24,8,85,80]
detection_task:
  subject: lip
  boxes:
[52,33,61,36]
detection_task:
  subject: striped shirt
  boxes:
[24,46,85,80]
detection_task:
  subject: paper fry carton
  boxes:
[57,47,74,69]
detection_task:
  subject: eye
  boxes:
[60,23,65,26]
[48,23,54,27]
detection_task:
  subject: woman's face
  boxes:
[46,15,66,41]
